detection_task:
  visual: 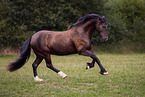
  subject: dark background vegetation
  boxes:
[0,0,144,53]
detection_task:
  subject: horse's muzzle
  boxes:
[101,37,108,42]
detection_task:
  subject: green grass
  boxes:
[0,53,145,97]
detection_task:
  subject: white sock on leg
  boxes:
[34,76,43,82]
[58,71,67,79]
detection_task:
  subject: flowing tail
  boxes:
[8,37,32,72]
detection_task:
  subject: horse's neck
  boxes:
[82,19,96,38]
[70,19,97,38]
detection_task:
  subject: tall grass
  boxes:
[0,53,145,96]
[95,42,145,53]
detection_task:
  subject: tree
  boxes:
[104,0,145,43]
[0,0,106,47]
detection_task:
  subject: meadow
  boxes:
[0,53,145,97]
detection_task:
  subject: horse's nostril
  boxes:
[101,37,108,42]
[104,37,108,41]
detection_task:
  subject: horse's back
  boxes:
[30,30,77,55]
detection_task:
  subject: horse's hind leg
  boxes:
[45,54,67,79]
[32,55,43,82]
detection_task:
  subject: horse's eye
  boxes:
[102,25,106,28]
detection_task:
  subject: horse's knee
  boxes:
[46,64,52,68]
[46,64,50,68]
[32,63,38,68]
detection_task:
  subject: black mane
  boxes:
[69,14,107,29]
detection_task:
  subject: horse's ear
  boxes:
[68,26,71,29]
[102,16,105,18]
[97,18,101,22]
[68,25,73,29]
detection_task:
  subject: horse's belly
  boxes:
[50,44,77,55]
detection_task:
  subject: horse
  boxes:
[8,14,108,82]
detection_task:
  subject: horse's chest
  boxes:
[74,38,91,50]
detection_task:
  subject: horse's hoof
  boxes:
[86,63,92,70]
[34,76,43,82]
[58,71,67,79]
[100,71,109,75]
[63,76,68,79]
[86,65,90,70]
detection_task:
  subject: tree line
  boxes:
[0,0,144,47]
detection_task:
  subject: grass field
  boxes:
[0,53,145,97]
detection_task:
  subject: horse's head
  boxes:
[96,16,108,42]
[68,14,108,42]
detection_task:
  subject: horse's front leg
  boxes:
[86,59,95,69]
[79,50,108,75]
[86,43,96,69]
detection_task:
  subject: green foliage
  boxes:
[0,0,105,47]
[0,0,144,48]
[106,14,128,42]
[104,0,145,43]
[133,16,145,42]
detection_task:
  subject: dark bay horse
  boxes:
[8,14,108,82]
